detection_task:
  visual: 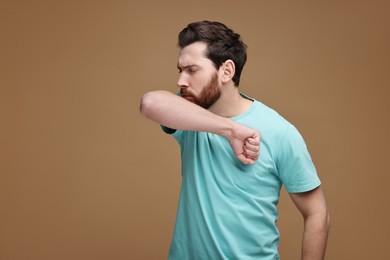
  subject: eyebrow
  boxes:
[177,64,199,71]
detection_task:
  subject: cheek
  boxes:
[190,77,208,93]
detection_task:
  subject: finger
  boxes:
[247,134,260,146]
[245,149,259,158]
[244,145,260,160]
[244,142,260,152]
[236,153,255,165]
[252,130,260,140]
[245,152,260,161]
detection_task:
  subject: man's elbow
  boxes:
[140,91,159,118]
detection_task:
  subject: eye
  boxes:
[188,68,197,74]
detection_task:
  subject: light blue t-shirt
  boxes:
[163,95,320,260]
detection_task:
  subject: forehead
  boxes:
[177,41,213,68]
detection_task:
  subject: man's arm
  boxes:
[140,90,260,164]
[290,186,330,260]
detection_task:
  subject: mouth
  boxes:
[181,95,195,102]
[180,90,195,102]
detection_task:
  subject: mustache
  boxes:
[180,89,195,98]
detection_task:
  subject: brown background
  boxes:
[1,0,389,259]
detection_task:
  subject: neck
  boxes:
[208,84,253,118]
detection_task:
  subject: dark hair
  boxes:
[178,21,247,87]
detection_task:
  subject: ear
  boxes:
[220,59,235,84]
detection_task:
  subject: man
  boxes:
[140,21,329,260]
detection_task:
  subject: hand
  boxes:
[227,123,260,164]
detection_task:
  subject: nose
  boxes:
[177,73,189,89]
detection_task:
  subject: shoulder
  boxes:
[240,97,291,136]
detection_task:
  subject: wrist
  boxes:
[220,118,236,140]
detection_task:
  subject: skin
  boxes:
[141,41,260,164]
[290,187,330,260]
[140,41,329,258]
[140,91,259,164]
[180,73,221,109]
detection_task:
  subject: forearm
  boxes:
[140,90,234,138]
[301,212,330,260]
[140,90,260,164]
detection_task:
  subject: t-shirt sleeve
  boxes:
[160,125,183,142]
[161,125,177,134]
[275,123,321,193]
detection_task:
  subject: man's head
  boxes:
[178,20,247,87]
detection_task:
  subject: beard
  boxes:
[180,74,221,109]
